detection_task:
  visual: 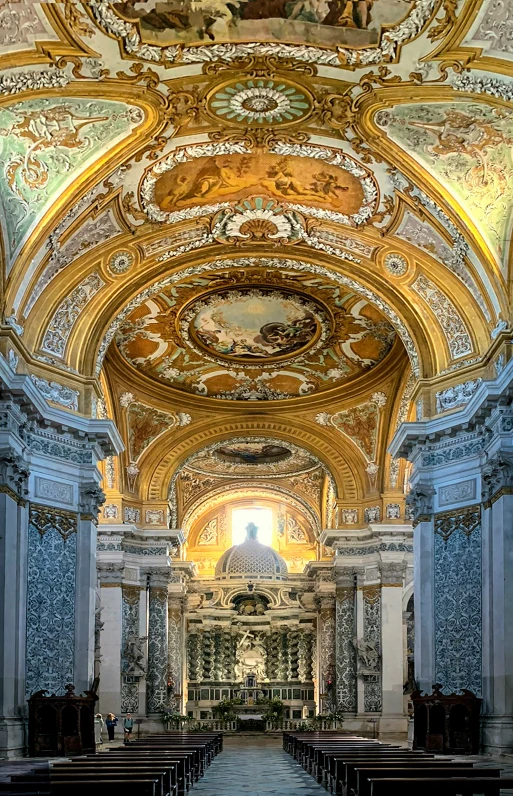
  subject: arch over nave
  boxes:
[0,0,513,757]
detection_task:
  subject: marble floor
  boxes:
[2,735,513,794]
[193,734,326,795]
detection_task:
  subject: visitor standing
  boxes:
[123,713,134,744]
[105,713,117,742]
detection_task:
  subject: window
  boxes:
[232,507,272,546]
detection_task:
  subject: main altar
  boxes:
[185,524,316,722]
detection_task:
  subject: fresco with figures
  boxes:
[0,98,142,261]
[152,152,365,214]
[376,102,513,271]
[114,271,396,400]
[111,0,416,48]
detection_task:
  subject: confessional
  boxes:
[412,684,481,754]
[28,682,98,756]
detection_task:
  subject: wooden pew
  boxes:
[328,752,436,794]
[101,750,194,790]
[369,778,513,796]
[355,767,501,796]
[15,771,167,796]
[50,766,173,796]
[53,760,177,795]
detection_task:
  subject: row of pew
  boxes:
[0,732,223,796]
[283,731,513,796]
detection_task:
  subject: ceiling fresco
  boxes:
[376,101,513,270]
[0,0,512,534]
[186,438,319,476]
[114,268,396,400]
[0,96,143,264]
[92,0,425,61]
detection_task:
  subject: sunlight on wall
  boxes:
[232,507,273,546]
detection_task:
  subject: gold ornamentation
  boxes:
[29,503,77,541]
[434,505,481,543]
[123,586,142,605]
[362,585,381,604]
[427,0,458,42]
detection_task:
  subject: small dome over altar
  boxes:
[215,522,288,581]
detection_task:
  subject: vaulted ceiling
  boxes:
[1,0,511,535]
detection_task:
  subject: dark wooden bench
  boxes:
[329,751,435,793]
[101,750,194,790]
[369,778,513,796]
[53,761,177,795]
[355,767,499,796]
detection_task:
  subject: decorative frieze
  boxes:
[41,272,105,358]
[341,509,358,525]
[435,380,482,414]
[438,479,477,507]
[34,476,74,506]
[30,375,79,411]
[412,275,473,359]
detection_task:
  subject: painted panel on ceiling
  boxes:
[376,102,513,273]
[0,97,143,266]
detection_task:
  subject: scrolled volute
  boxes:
[405,482,436,523]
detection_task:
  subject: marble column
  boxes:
[318,597,336,714]
[380,563,406,732]
[98,564,124,717]
[362,584,382,714]
[481,451,513,753]
[335,570,357,714]
[0,451,29,758]
[147,571,170,715]
[168,597,184,712]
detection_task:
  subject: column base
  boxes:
[339,714,407,737]
[0,716,27,758]
[481,714,513,755]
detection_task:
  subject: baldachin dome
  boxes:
[215,522,288,581]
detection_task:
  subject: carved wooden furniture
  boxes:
[412,684,481,754]
[27,683,98,757]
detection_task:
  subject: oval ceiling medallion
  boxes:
[108,250,134,275]
[114,263,397,401]
[207,78,312,125]
[179,287,327,365]
[216,442,291,464]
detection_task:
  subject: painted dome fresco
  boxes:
[215,523,288,581]
[114,264,397,401]
[187,438,319,476]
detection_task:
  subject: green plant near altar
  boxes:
[161,710,189,728]
[212,697,243,720]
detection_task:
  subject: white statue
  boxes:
[235,630,267,681]
[353,637,380,671]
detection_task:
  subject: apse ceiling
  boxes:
[1,0,512,509]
